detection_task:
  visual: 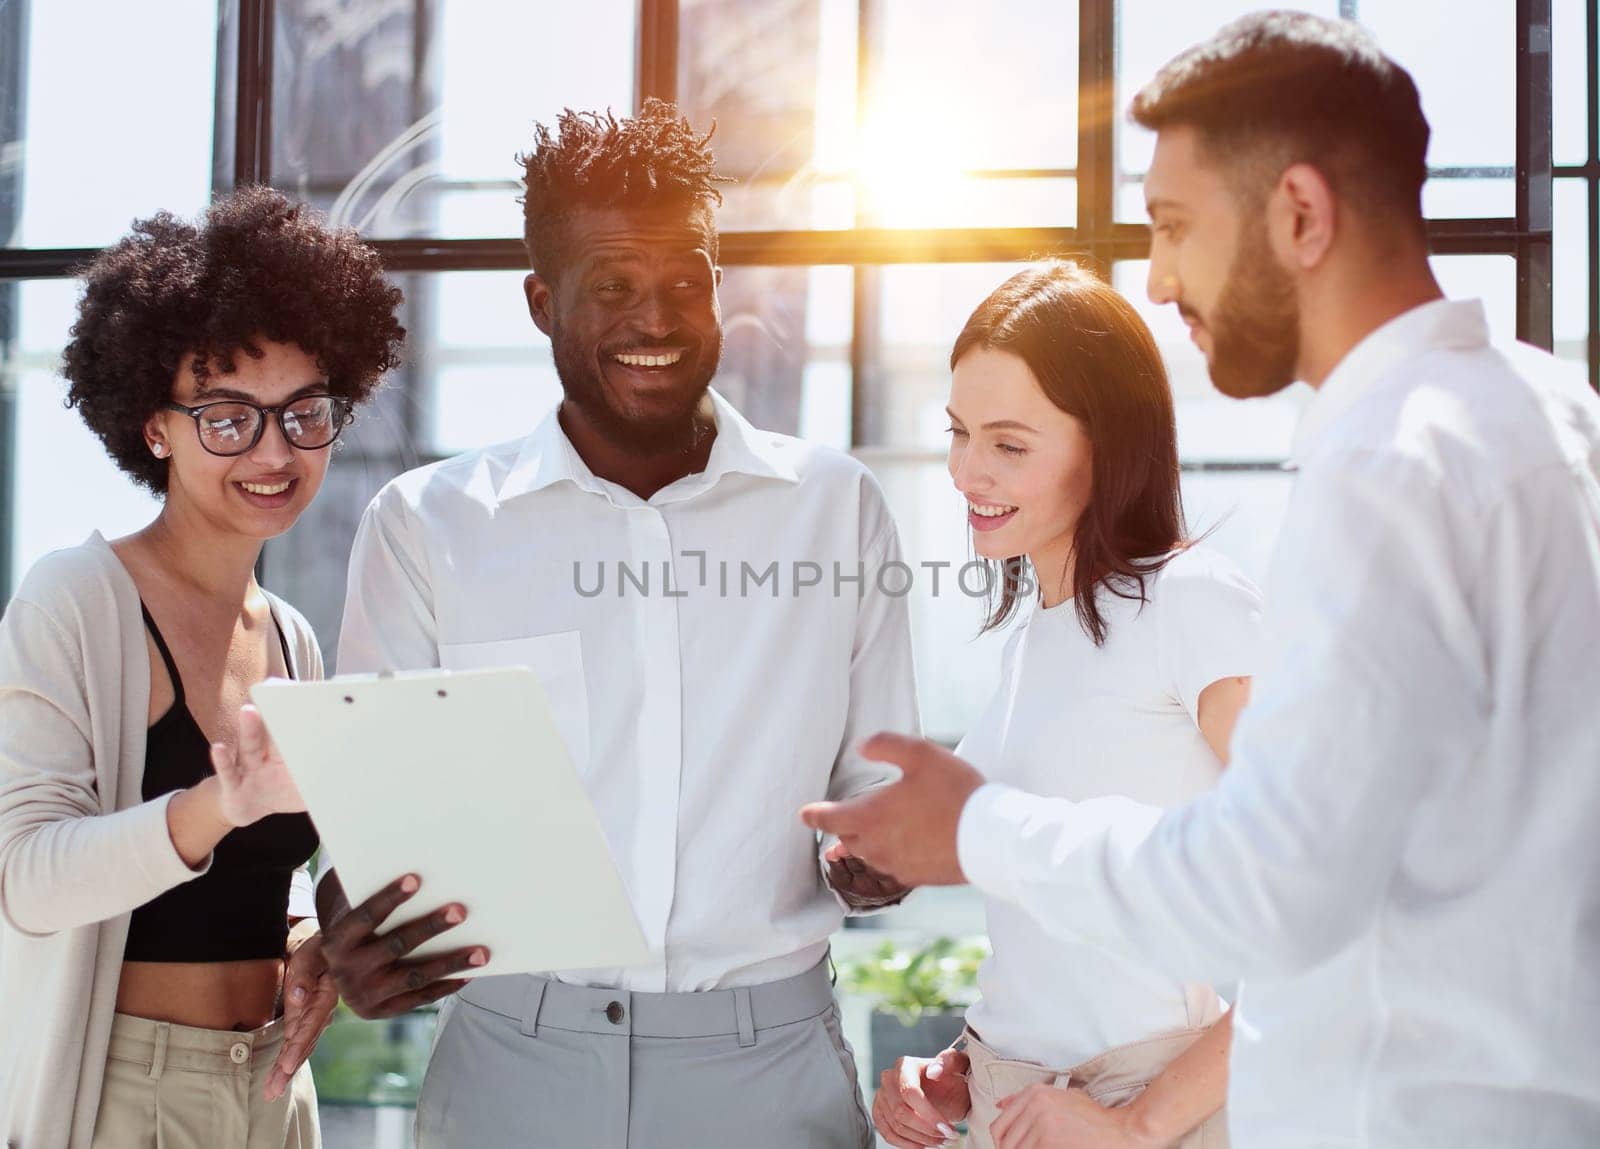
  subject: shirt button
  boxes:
[229,1042,249,1064]
[605,1001,626,1025]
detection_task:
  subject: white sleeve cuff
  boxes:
[957,782,1033,905]
[287,866,318,922]
[137,790,214,887]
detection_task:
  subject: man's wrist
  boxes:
[285,918,320,957]
[840,885,909,910]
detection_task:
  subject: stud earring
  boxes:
[151,442,167,458]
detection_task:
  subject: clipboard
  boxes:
[250,667,649,978]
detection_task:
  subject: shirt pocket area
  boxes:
[438,631,590,775]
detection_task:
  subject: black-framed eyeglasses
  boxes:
[160,395,354,457]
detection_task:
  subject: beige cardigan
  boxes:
[0,533,322,1149]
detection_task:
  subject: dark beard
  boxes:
[551,332,722,455]
[1205,220,1301,399]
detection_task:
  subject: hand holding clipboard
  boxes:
[250,667,648,1016]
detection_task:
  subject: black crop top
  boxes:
[122,604,319,963]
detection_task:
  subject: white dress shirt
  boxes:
[959,546,1261,1068]
[958,300,1600,1147]
[337,389,920,992]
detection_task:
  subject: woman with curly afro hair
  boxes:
[0,185,404,1149]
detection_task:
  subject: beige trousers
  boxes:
[962,1026,1228,1149]
[90,1012,320,1149]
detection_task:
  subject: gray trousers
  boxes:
[415,957,873,1148]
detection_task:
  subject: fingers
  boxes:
[874,1070,949,1148]
[372,945,487,1002]
[283,947,324,1007]
[858,730,942,773]
[832,854,898,892]
[209,740,238,782]
[325,874,423,950]
[799,799,858,837]
[264,1023,323,1102]
[263,1066,291,1103]
[236,703,273,766]
[378,903,470,962]
[266,976,336,1101]
[893,1060,957,1144]
[823,839,852,863]
[989,1083,1045,1149]
[323,875,489,1017]
[360,976,469,1019]
[871,1087,926,1149]
[265,992,334,1100]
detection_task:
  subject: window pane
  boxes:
[861,455,1016,744]
[3,1,218,247]
[1553,0,1589,167]
[875,0,1076,172]
[1180,470,1294,589]
[5,281,161,594]
[1117,1,1514,220]
[679,0,1076,231]
[677,0,853,231]
[856,262,1033,448]
[1430,254,1517,345]
[868,0,1077,228]
[1554,178,1589,367]
[1360,1,1515,217]
[270,0,635,238]
[1360,2,1515,169]
[1116,1,1340,221]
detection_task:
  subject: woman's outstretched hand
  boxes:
[211,703,306,828]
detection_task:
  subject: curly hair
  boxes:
[517,98,731,279]
[61,185,406,494]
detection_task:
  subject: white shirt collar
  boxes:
[1289,298,1490,467]
[496,386,799,505]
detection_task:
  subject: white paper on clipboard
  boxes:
[250,667,649,978]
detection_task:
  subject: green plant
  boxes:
[840,936,990,1025]
[309,1001,440,1104]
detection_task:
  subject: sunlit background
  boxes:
[0,1,1590,1144]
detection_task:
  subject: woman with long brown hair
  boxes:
[871,261,1260,1149]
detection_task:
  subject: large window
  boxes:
[0,0,1585,1137]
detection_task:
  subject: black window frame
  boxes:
[0,0,1576,602]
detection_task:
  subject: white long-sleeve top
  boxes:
[959,545,1261,1069]
[336,389,920,993]
[958,300,1600,1148]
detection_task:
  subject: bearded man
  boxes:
[803,13,1600,1148]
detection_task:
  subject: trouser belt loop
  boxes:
[734,987,757,1048]
[148,1022,170,1081]
[520,978,548,1039]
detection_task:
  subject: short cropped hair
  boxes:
[518,98,730,279]
[62,186,405,494]
[1130,10,1430,230]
